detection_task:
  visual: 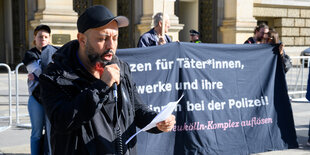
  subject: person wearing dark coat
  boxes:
[244,23,269,44]
[39,5,175,155]
[137,12,172,47]
[189,29,201,43]
[22,24,58,155]
[305,61,310,147]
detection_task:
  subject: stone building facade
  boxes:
[0,0,309,67]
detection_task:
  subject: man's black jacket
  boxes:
[39,40,161,155]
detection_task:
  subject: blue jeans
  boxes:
[28,95,45,155]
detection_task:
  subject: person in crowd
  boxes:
[39,5,175,155]
[137,12,172,47]
[22,24,58,155]
[265,29,283,53]
[265,29,292,73]
[244,23,269,44]
[308,122,310,146]
[305,58,310,147]
[189,29,201,43]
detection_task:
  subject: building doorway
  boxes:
[73,0,134,48]
[175,0,217,43]
[0,0,26,67]
[0,0,5,63]
[176,0,199,42]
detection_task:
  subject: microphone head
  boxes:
[113,82,117,90]
[112,82,118,102]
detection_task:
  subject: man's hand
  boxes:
[28,73,34,81]
[156,114,176,132]
[279,44,284,56]
[158,37,166,45]
[100,64,120,87]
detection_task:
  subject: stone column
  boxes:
[137,0,184,41]
[30,0,78,46]
[3,0,13,64]
[219,0,257,44]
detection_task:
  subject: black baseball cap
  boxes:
[190,29,200,36]
[77,5,129,33]
[34,25,51,34]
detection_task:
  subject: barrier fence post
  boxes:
[14,63,31,128]
[0,63,12,132]
[286,56,310,100]
[15,63,24,124]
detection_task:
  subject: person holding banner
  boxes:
[137,12,172,47]
[308,123,310,146]
[265,29,292,73]
[244,23,269,44]
[305,67,310,147]
[39,5,175,155]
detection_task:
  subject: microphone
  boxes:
[112,82,122,155]
[112,82,118,102]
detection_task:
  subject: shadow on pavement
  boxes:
[295,124,310,151]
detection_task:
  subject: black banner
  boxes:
[117,42,298,155]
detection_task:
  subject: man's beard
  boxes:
[85,42,115,67]
[256,37,262,42]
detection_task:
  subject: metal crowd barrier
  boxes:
[286,56,310,100]
[15,63,31,128]
[0,63,12,132]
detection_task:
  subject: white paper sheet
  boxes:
[125,94,184,144]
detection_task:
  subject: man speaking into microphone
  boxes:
[39,5,175,155]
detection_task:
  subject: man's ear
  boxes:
[48,34,51,44]
[158,21,162,27]
[77,32,86,46]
